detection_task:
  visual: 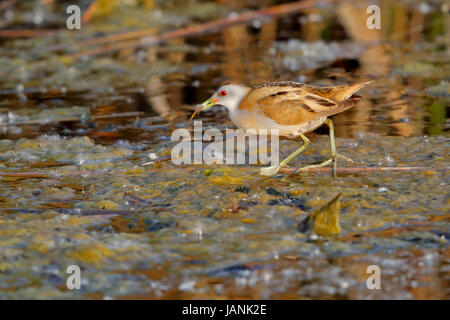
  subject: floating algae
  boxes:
[0,135,133,166]
[298,193,342,237]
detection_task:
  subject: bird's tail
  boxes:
[331,80,374,102]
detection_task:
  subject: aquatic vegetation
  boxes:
[298,193,341,237]
[0,0,448,300]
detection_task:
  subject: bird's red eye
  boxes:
[219,90,227,96]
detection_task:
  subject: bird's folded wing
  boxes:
[255,89,359,126]
[302,81,373,101]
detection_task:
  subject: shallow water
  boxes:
[0,0,449,299]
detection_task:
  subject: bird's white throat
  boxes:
[219,84,248,114]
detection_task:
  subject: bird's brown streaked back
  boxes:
[239,81,372,126]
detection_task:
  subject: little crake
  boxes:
[191,80,373,176]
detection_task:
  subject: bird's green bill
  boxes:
[189,98,218,121]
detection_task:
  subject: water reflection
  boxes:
[0,0,448,144]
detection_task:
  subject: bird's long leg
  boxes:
[327,118,338,175]
[279,132,310,167]
[324,118,353,175]
[260,132,310,176]
[295,119,352,175]
[260,120,352,176]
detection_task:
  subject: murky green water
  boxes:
[0,0,449,299]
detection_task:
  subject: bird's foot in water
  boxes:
[260,166,281,176]
[260,153,352,176]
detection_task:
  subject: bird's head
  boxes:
[190,83,250,121]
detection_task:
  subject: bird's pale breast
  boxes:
[230,108,327,137]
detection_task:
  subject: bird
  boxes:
[190,80,373,176]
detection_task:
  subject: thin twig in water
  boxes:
[1,0,335,76]
[66,0,336,59]
[278,166,449,174]
[81,28,158,46]
[1,166,448,180]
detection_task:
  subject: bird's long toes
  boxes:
[336,153,353,163]
[260,166,281,176]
